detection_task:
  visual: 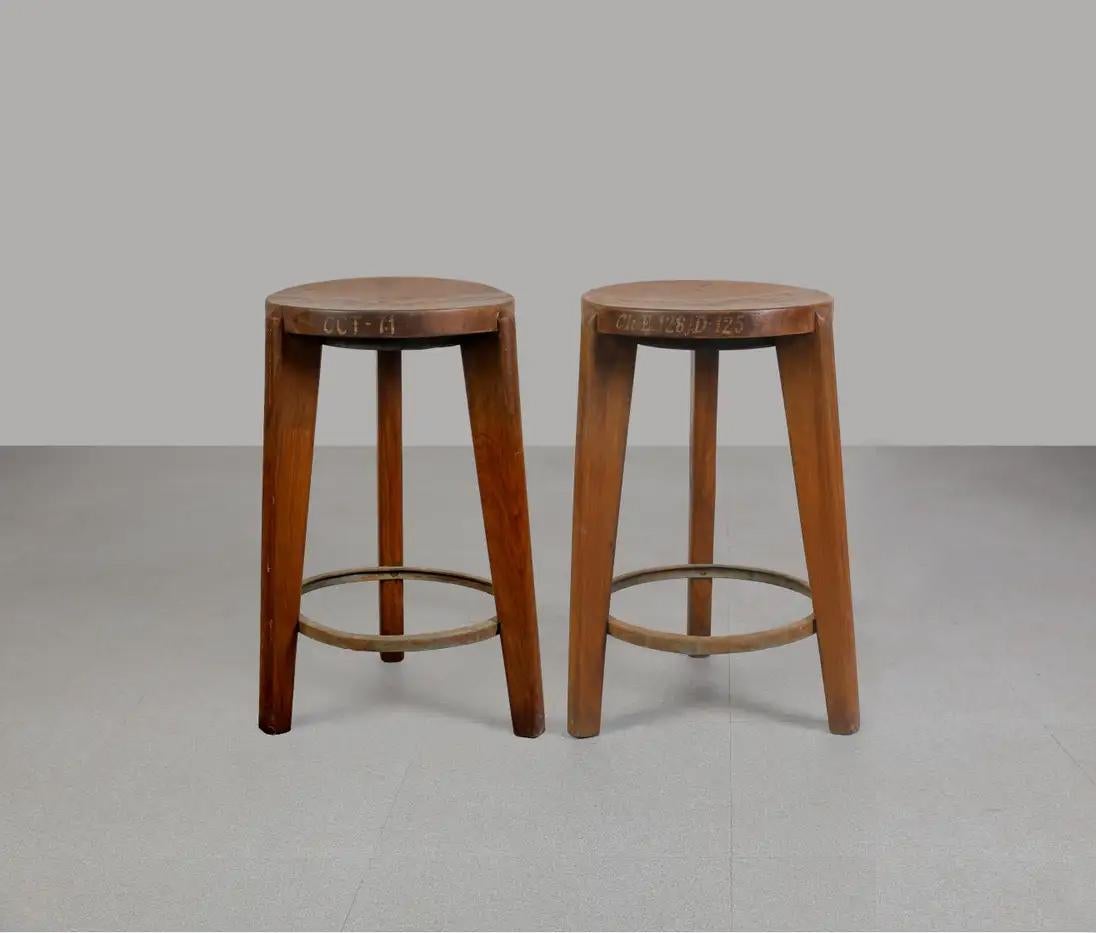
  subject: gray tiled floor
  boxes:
[2,447,1095,930]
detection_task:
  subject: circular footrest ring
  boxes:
[298,566,498,653]
[608,563,815,656]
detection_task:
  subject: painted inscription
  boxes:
[321,315,397,337]
[612,312,747,337]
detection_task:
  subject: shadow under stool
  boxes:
[566,280,859,738]
[259,277,545,738]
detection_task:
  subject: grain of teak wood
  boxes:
[376,350,404,662]
[688,348,719,653]
[266,276,509,341]
[567,280,859,737]
[260,277,544,738]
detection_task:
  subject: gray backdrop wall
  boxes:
[2,1,1093,446]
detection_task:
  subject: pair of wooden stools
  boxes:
[260,277,858,740]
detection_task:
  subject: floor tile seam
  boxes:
[339,756,416,931]
[1043,723,1096,789]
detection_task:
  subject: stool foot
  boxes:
[462,311,545,738]
[567,308,637,738]
[259,314,321,735]
[777,309,860,736]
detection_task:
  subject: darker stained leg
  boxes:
[259,316,321,734]
[376,350,404,662]
[776,311,860,735]
[461,313,545,738]
[566,309,637,737]
[687,348,719,655]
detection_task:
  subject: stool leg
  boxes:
[776,310,859,735]
[687,348,719,655]
[567,310,637,737]
[376,350,404,662]
[461,311,545,738]
[259,316,321,734]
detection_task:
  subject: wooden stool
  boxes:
[567,281,859,737]
[260,277,545,738]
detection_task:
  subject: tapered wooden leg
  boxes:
[461,312,545,738]
[687,348,719,656]
[567,308,638,737]
[259,315,321,734]
[376,350,404,662]
[776,310,859,735]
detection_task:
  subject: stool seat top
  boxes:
[268,277,511,341]
[585,280,831,340]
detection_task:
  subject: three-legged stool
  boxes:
[260,277,545,738]
[567,280,859,737]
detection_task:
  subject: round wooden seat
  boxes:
[267,276,512,343]
[585,280,832,342]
